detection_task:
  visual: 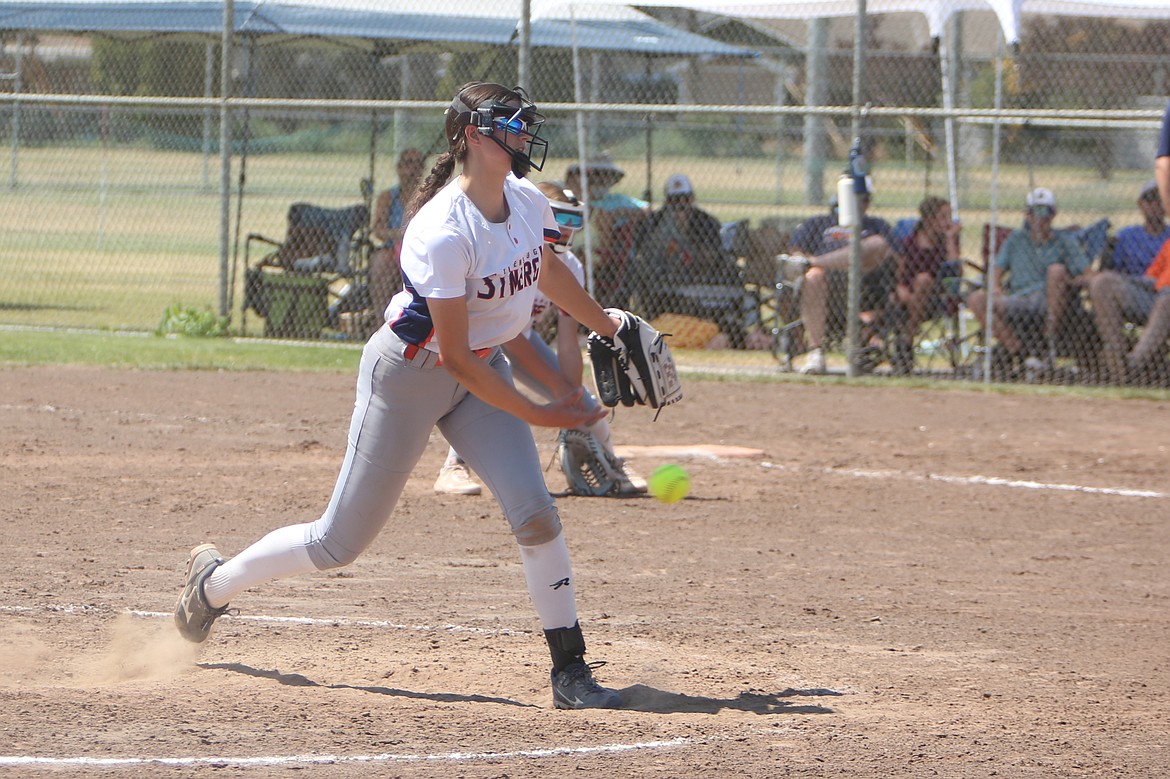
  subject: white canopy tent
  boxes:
[533,0,1003,218]
[986,0,1170,46]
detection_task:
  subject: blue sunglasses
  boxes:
[553,210,584,230]
[492,105,532,137]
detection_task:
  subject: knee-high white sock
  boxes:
[518,533,578,631]
[444,446,462,467]
[203,523,318,608]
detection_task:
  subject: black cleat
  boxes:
[551,661,622,710]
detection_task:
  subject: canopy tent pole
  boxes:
[802,18,828,206]
[643,55,653,205]
[226,34,255,319]
[569,5,595,297]
[518,0,532,89]
[6,33,23,189]
[845,0,867,378]
[218,0,234,319]
[982,28,1007,384]
[938,16,959,219]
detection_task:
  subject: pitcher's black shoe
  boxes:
[551,661,622,710]
[174,543,230,643]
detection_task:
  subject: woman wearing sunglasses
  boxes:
[434,181,647,498]
[175,82,626,710]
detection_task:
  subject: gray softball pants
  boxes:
[303,325,562,570]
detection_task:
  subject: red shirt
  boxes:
[899,229,952,286]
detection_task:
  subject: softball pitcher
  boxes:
[434,180,647,497]
[175,82,624,709]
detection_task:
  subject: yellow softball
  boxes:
[649,464,690,504]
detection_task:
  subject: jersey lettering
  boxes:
[476,246,542,300]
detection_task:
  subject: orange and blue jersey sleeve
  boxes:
[1147,238,1170,291]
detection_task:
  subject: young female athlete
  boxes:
[434,180,646,497]
[175,82,624,710]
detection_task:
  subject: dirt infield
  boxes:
[2,365,1168,777]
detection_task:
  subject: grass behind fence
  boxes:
[0,145,1157,335]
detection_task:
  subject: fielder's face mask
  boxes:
[448,87,549,178]
[549,190,584,252]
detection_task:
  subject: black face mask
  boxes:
[449,87,549,178]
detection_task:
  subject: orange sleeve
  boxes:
[1148,239,1170,291]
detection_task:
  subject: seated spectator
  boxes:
[782,176,895,374]
[1088,180,1170,383]
[1126,237,1170,382]
[564,154,649,308]
[894,196,962,374]
[966,188,1091,372]
[369,148,425,327]
[629,174,744,346]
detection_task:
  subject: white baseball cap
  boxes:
[1026,187,1057,209]
[664,173,693,197]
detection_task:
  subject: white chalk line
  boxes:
[0,738,692,768]
[0,606,525,636]
[759,462,1166,499]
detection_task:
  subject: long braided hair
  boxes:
[405,82,519,222]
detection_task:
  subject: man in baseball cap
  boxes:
[630,172,743,345]
[967,187,1091,374]
[664,173,693,198]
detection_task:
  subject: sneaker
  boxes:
[777,253,811,282]
[614,460,648,496]
[174,543,230,643]
[434,462,482,496]
[551,661,622,710]
[800,347,826,375]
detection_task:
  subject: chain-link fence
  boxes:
[1,6,1168,388]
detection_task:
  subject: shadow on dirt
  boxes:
[616,684,839,714]
[200,662,539,708]
[201,662,837,714]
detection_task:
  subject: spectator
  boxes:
[564,154,648,308]
[966,188,1091,372]
[1088,180,1170,383]
[564,154,647,212]
[1125,238,1170,381]
[782,176,895,374]
[1122,99,1170,383]
[369,148,425,327]
[628,174,743,346]
[893,195,962,374]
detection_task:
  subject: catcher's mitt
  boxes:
[558,429,625,497]
[586,309,683,409]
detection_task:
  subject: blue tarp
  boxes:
[0,1,756,56]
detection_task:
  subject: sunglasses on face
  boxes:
[491,104,537,137]
[553,210,584,230]
[1141,192,1161,204]
[1030,205,1055,218]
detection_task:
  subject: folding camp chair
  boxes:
[242,202,372,339]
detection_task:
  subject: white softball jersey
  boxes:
[388,174,560,353]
